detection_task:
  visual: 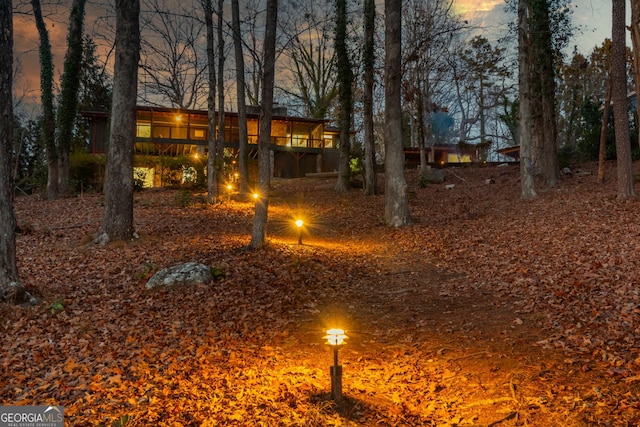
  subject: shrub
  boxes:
[70,153,107,193]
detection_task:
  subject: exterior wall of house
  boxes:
[82,106,340,182]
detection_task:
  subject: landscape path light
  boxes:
[226,183,233,201]
[295,219,304,244]
[324,328,348,403]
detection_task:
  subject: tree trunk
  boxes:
[56,0,87,196]
[384,0,411,227]
[416,78,428,175]
[631,0,640,149]
[216,0,226,194]
[31,0,58,200]
[232,0,249,196]
[612,0,636,200]
[531,0,559,188]
[597,79,611,183]
[0,0,29,304]
[203,0,217,203]
[249,0,277,249]
[519,0,537,199]
[98,0,140,243]
[362,0,377,195]
[334,0,353,192]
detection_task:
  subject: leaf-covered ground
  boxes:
[3,162,640,426]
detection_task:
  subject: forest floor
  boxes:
[2,161,640,426]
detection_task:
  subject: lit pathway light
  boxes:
[324,328,347,403]
[226,183,233,201]
[295,219,304,244]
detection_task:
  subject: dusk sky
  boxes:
[12,0,619,114]
[454,0,616,53]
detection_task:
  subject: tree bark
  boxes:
[203,0,218,203]
[216,0,226,195]
[530,0,558,188]
[597,79,611,183]
[612,0,636,200]
[384,0,411,226]
[0,0,29,304]
[334,0,353,192]
[56,0,87,196]
[416,78,428,175]
[249,0,277,249]
[98,0,140,243]
[519,0,537,199]
[630,0,640,149]
[232,0,249,196]
[362,0,377,195]
[31,0,58,200]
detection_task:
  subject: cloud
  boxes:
[454,0,503,15]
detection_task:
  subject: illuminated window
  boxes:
[172,127,187,139]
[191,129,206,139]
[137,124,151,138]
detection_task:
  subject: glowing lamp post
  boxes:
[324,328,347,403]
[295,219,304,244]
[226,183,233,201]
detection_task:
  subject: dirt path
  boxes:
[269,174,638,426]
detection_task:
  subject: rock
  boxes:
[146,262,213,290]
[485,178,496,184]
[422,168,445,184]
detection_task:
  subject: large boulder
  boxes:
[146,262,213,290]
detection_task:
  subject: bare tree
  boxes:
[597,80,611,183]
[402,0,465,174]
[140,0,207,109]
[384,0,410,227]
[362,0,377,195]
[216,0,226,194]
[232,0,249,196]
[612,0,635,200]
[249,0,277,249]
[241,0,265,106]
[0,0,30,304]
[202,0,218,202]
[453,36,512,157]
[98,0,140,243]
[279,0,337,118]
[630,0,640,149]
[518,0,536,199]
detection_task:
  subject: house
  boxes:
[404,143,484,167]
[82,105,341,186]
